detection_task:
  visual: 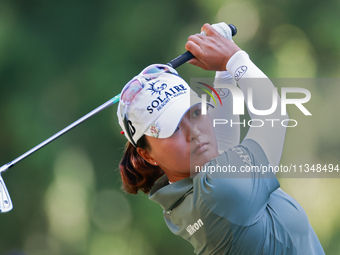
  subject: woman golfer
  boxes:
[117,23,324,254]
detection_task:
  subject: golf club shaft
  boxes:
[0,48,187,173]
[0,54,188,172]
[0,94,121,173]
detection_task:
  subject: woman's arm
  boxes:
[209,71,240,152]
[186,23,288,166]
[226,51,288,166]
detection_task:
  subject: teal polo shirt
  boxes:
[149,139,325,255]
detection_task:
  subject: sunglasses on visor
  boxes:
[120,64,178,147]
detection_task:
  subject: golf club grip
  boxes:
[167,24,237,69]
[168,51,194,69]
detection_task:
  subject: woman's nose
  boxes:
[190,125,201,141]
[181,114,201,142]
[187,121,201,142]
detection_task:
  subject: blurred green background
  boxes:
[0,0,339,254]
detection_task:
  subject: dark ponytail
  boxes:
[119,135,164,194]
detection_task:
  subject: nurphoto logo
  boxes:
[196,80,312,128]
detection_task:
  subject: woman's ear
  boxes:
[137,147,157,166]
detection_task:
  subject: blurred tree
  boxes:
[0,0,339,254]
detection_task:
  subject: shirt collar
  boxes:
[149,175,193,211]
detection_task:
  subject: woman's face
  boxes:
[144,105,218,182]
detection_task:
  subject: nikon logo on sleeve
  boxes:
[186,218,204,236]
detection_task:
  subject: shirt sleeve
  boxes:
[209,71,240,152]
[194,139,280,226]
[226,51,288,167]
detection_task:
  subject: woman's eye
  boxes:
[192,108,201,118]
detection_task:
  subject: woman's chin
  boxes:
[190,149,218,173]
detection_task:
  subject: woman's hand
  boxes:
[185,23,241,71]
